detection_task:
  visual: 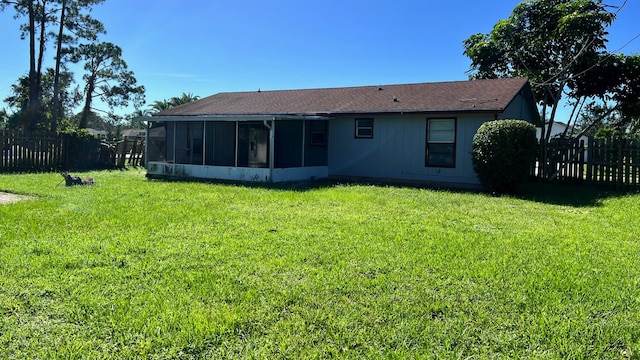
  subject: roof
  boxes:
[154,78,532,117]
[121,128,146,138]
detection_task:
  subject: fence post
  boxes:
[586,137,593,184]
[617,140,624,190]
[118,138,128,168]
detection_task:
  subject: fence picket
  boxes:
[540,137,640,188]
[0,130,144,173]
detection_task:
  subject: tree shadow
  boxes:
[515,182,636,207]
[146,175,637,208]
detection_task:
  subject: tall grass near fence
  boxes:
[1,170,640,358]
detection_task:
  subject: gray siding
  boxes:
[328,114,491,185]
[499,92,538,123]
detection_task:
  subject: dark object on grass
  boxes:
[61,172,95,186]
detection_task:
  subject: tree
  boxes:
[1,0,105,131]
[71,42,145,128]
[170,92,200,107]
[149,99,172,113]
[0,0,52,129]
[463,0,617,144]
[149,93,200,114]
[51,0,105,132]
[4,68,80,130]
[0,108,8,129]
[570,53,640,136]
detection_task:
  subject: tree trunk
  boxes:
[28,0,38,131]
[543,85,565,144]
[36,0,47,99]
[51,0,67,133]
[79,74,96,128]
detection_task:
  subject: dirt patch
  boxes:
[0,192,33,204]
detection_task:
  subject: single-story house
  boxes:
[537,121,589,143]
[146,77,540,187]
[121,128,146,139]
[86,128,108,140]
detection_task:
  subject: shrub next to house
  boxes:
[472,119,538,194]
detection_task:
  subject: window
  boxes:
[310,132,326,146]
[309,120,327,147]
[175,122,204,165]
[426,118,456,167]
[355,118,374,138]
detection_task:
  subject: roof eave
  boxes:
[151,108,507,120]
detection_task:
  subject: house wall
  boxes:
[327,113,492,186]
[146,162,328,183]
[499,92,537,122]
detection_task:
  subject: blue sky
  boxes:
[1,0,638,118]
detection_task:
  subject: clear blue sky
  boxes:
[1,0,638,118]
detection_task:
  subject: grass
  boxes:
[1,170,639,359]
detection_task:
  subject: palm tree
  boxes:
[149,99,172,113]
[169,92,200,107]
[148,93,200,114]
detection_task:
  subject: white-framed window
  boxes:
[426,118,456,167]
[355,118,374,138]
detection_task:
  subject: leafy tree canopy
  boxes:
[148,93,200,114]
[463,0,623,140]
[71,42,145,128]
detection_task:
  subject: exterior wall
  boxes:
[147,162,328,183]
[499,91,539,123]
[327,113,492,185]
[272,167,329,182]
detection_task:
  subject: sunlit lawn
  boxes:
[1,170,639,359]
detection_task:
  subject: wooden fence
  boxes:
[539,137,640,189]
[0,130,145,173]
[117,136,145,168]
[1,131,66,172]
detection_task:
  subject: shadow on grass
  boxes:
[146,175,485,196]
[146,174,638,208]
[516,182,637,207]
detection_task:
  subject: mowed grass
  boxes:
[1,170,639,359]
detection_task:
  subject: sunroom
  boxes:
[145,116,330,182]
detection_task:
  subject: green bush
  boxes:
[472,120,538,194]
[59,128,103,170]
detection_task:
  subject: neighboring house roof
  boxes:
[121,129,146,138]
[155,78,534,117]
[538,121,588,141]
[86,128,107,137]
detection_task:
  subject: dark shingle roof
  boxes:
[155,78,531,117]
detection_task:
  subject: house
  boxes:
[537,121,588,143]
[121,128,146,139]
[86,128,108,140]
[146,77,540,187]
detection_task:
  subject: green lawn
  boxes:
[1,170,639,359]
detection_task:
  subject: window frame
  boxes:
[309,120,328,147]
[425,117,457,168]
[354,118,374,139]
[310,132,327,146]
